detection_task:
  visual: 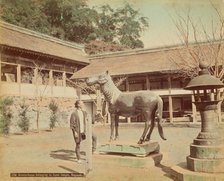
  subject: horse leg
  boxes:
[114,115,119,140]
[157,98,167,140]
[157,113,166,140]
[109,114,116,141]
[137,111,151,144]
[145,109,156,142]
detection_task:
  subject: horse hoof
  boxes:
[137,139,144,144]
[114,136,119,141]
[145,138,150,142]
[109,137,114,142]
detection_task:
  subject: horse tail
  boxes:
[157,96,167,140]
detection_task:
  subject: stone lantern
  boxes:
[171,62,224,180]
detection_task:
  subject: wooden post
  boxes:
[85,114,92,174]
[63,71,66,96]
[17,64,21,95]
[125,77,129,92]
[49,70,53,96]
[217,90,222,122]
[33,68,38,96]
[191,94,197,123]
[168,75,173,123]
[146,75,150,90]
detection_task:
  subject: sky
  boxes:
[88,0,224,48]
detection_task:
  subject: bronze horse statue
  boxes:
[86,71,166,144]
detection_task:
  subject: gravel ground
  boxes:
[0,123,201,181]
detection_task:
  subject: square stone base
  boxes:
[94,152,163,168]
[98,141,160,157]
[171,162,224,181]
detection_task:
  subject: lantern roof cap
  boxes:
[184,61,224,90]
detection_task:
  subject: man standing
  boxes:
[70,100,87,163]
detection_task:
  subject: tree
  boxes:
[169,4,224,121]
[0,0,51,34]
[0,0,149,50]
[48,99,59,130]
[18,99,30,133]
[0,97,13,135]
[84,40,129,55]
[169,5,223,79]
[91,3,149,48]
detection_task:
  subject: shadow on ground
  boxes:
[156,163,175,180]
[58,165,85,176]
[50,149,86,161]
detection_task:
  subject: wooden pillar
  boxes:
[217,90,222,122]
[63,71,66,96]
[49,70,53,96]
[125,77,131,123]
[125,77,129,91]
[96,89,101,111]
[168,75,173,123]
[62,72,66,87]
[146,75,150,90]
[34,68,38,96]
[17,64,21,95]
[191,94,197,122]
[85,113,92,173]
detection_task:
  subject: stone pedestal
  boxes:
[186,102,224,173]
[171,101,224,180]
[171,163,224,181]
[94,152,163,168]
[98,141,160,157]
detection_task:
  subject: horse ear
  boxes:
[106,70,109,75]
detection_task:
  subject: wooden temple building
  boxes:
[0,21,223,131]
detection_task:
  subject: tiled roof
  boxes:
[0,21,89,64]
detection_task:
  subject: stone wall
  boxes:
[2,96,77,133]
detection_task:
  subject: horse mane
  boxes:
[100,74,121,104]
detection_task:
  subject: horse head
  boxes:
[86,71,110,86]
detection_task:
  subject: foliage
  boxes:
[48,100,58,130]
[0,0,51,34]
[0,97,13,135]
[85,40,129,55]
[0,0,149,51]
[18,100,30,133]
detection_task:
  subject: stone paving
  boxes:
[0,123,201,181]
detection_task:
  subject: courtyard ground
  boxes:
[0,123,202,181]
